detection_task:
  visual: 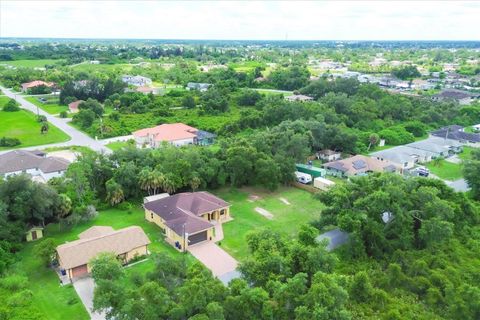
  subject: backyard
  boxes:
[0,109,70,150]
[213,186,324,260]
[425,146,478,181]
[25,96,68,115]
[9,204,180,320]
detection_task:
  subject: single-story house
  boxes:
[26,226,44,242]
[132,123,216,148]
[144,192,230,251]
[136,86,156,94]
[186,82,212,92]
[323,155,401,177]
[21,80,55,92]
[56,226,150,280]
[285,94,314,102]
[317,149,341,162]
[68,100,84,113]
[0,150,70,182]
[431,90,475,105]
[431,125,480,146]
[121,75,152,87]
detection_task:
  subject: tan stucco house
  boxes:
[56,226,150,280]
[144,192,230,251]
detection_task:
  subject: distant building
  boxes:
[89,60,100,64]
[21,80,55,92]
[285,94,313,102]
[136,86,156,94]
[323,154,400,177]
[317,150,342,162]
[0,150,70,182]
[431,125,480,146]
[121,75,152,87]
[186,82,212,92]
[432,90,477,105]
[133,123,216,148]
[68,100,84,113]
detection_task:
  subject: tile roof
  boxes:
[133,123,198,142]
[21,80,54,90]
[57,226,150,270]
[144,192,229,235]
[0,150,69,174]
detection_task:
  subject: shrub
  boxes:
[59,111,68,118]
[379,126,415,145]
[0,137,21,147]
[3,99,19,112]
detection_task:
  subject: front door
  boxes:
[32,231,37,240]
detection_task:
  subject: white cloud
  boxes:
[0,1,479,40]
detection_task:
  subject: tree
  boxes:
[3,99,19,112]
[298,224,318,246]
[40,122,49,134]
[182,95,196,109]
[190,175,201,192]
[34,238,56,267]
[90,252,124,282]
[464,148,480,199]
[392,65,421,80]
[105,179,124,206]
[367,133,380,151]
[56,194,72,219]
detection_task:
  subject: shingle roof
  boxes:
[144,192,229,235]
[431,125,480,143]
[323,155,399,175]
[57,226,150,269]
[78,226,114,239]
[0,150,69,174]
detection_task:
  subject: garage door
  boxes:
[71,264,88,278]
[189,231,208,245]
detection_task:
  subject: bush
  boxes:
[379,126,415,145]
[0,137,21,147]
[59,111,68,118]
[36,115,47,123]
[3,99,19,112]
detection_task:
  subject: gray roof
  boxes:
[431,126,480,143]
[433,89,472,100]
[0,150,69,174]
[144,192,229,235]
[316,229,349,251]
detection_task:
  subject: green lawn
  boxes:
[0,109,70,150]
[458,146,477,161]
[106,141,131,151]
[0,95,13,108]
[426,160,464,181]
[213,187,324,260]
[1,59,63,68]
[26,96,68,115]
[10,204,180,320]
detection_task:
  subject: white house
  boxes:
[0,150,70,182]
[121,75,152,87]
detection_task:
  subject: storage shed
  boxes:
[295,163,326,178]
[26,226,44,242]
[313,177,336,191]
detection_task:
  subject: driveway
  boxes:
[0,86,112,154]
[188,242,239,284]
[447,178,470,192]
[72,277,106,320]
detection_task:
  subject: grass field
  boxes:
[11,204,181,320]
[71,62,134,73]
[426,160,463,180]
[253,88,294,96]
[26,96,68,115]
[0,109,70,150]
[106,140,131,151]
[213,187,324,260]
[1,59,63,68]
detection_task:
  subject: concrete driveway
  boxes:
[188,242,239,284]
[72,277,106,320]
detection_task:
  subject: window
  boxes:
[220,209,225,215]
[150,213,153,219]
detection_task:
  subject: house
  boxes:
[56,226,150,280]
[68,100,84,113]
[89,60,100,64]
[285,94,314,102]
[26,226,44,242]
[323,155,401,177]
[21,80,55,92]
[121,75,152,87]
[186,82,212,92]
[144,192,230,251]
[136,86,156,94]
[317,149,341,162]
[0,150,70,182]
[432,90,474,105]
[132,123,216,148]
[431,125,480,146]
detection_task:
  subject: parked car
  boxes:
[414,166,430,177]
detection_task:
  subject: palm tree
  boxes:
[151,170,165,195]
[162,176,176,194]
[106,179,124,206]
[138,168,153,195]
[190,176,201,192]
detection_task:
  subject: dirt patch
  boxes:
[279,197,291,205]
[248,194,261,202]
[255,207,273,219]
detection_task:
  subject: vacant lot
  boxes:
[1,59,63,68]
[26,96,68,115]
[426,160,463,180]
[0,109,69,150]
[11,204,181,320]
[214,187,324,260]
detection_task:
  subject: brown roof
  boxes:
[57,226,150,270]
[0,150,69,174]
[21,80,54,90]
[68,100,84,112]
[78,226,114,239]
[144,192,229,235]
[323,155,400,176]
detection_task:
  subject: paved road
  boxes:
[73,277,106,320]
[1,86,112,154]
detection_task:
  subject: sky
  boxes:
[1,1,479,41]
